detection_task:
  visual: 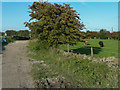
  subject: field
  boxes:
[59,39,118,58]
[27,40,118,88]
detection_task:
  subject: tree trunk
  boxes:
[67,43,69,53]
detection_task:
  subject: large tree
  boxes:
[25,1,85,52]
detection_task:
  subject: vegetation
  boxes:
[27,40,118,88]
[24,1,118,88]
[17,30,29,38]
[5,30,17,37]
[25,2,85,52]
[6,37,15,43]
[59,39,118,58]
[81,29,120,40]
[2,36,15,46]
[1,1,118,88]
[5,30,30,38]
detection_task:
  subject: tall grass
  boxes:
[28,40,118,88]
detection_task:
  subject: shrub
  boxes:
[28,40,49,52]
[6,37,15,43]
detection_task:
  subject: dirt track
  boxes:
[2,40,34,88]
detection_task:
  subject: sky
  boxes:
[1,2,118,32]
[1,0,119,2]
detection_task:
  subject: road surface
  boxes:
[2,40,34,88]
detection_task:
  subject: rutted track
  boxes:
[2,40,34,88]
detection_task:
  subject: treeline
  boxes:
[0,32,5,36]
[80,29,120,40]
[1,29,119,40]
[2,30,30,38]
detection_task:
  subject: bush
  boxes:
[6,37,15,43]
[2,37,15,46]
[28,40,49,52]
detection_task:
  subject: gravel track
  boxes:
[2,40,34,88]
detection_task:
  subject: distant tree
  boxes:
[91,31,99,38]
[111,32,118,40]
[2,32,5,36]
[0,32,4,36]
[99,29,108,39]
[86,31,93,38]
[25,2,85,52]
[118,31,120,40]
[87,31,99,39]
[106,31,111,39]
[5,30,17,37]
[18,30,29,38]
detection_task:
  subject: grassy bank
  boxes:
[58,39,118,58]
[27,40,118,88]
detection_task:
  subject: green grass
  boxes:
[58,39,118,58]
[27,40,118,88]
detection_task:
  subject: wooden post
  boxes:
[91,47,93,57]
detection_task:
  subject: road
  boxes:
[2,40,34,88]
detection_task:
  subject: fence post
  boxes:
[91,47,93,57]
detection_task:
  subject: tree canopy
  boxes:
[25,2,85,48]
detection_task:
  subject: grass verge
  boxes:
[27,40,118,88]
